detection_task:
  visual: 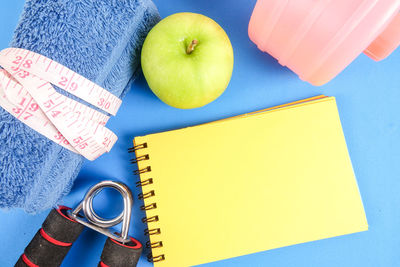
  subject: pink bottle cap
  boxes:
[248,0,400,85]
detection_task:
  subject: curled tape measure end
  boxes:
[0,48,121,160]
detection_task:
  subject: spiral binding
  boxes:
[129,142,165,263]
[128,142,147,153]
[141,203,157,211]
[142,215,159,223]
[138,190,155,200]
[130,154,149,164]
[133,166,151,175]
[146,240,163,248]
[144,228,161,235]
[136,178,153,187]
[147,253,166,263]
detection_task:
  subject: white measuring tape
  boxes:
[0,48,121,161]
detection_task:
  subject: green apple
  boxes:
[141,12,234,109]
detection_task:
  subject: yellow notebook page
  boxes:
[134,96,368,267]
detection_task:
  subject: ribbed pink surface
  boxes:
[249,0,400,85]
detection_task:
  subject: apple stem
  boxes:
[186,39,198,54]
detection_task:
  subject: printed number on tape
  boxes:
[0,48,121,160]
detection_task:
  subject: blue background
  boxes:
[1,0,399,266]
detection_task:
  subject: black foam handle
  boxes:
[98,237,143,267]
[15,206,85,267]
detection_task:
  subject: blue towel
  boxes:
[0,0,160,213]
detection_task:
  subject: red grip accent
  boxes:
[22,254,39,267]
[110,237,142,249]
[100,261,110,267]
[56,205,78,223]
[39,228,72,247]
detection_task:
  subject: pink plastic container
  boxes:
[249,0,400,85]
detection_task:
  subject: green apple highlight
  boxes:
[141,13,234,109]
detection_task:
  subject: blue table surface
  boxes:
[1,1,400,266]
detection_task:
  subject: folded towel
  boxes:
[0,0,160,213]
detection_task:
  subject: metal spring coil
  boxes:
[129,143,165,263]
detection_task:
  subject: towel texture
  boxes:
[0,0,160,213]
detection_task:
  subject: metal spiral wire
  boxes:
[130,143,165,262]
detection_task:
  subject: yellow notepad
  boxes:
[132,96,368,266]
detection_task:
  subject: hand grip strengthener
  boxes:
[15,180,143,267]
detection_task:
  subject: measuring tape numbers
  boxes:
[0,48,122,160]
